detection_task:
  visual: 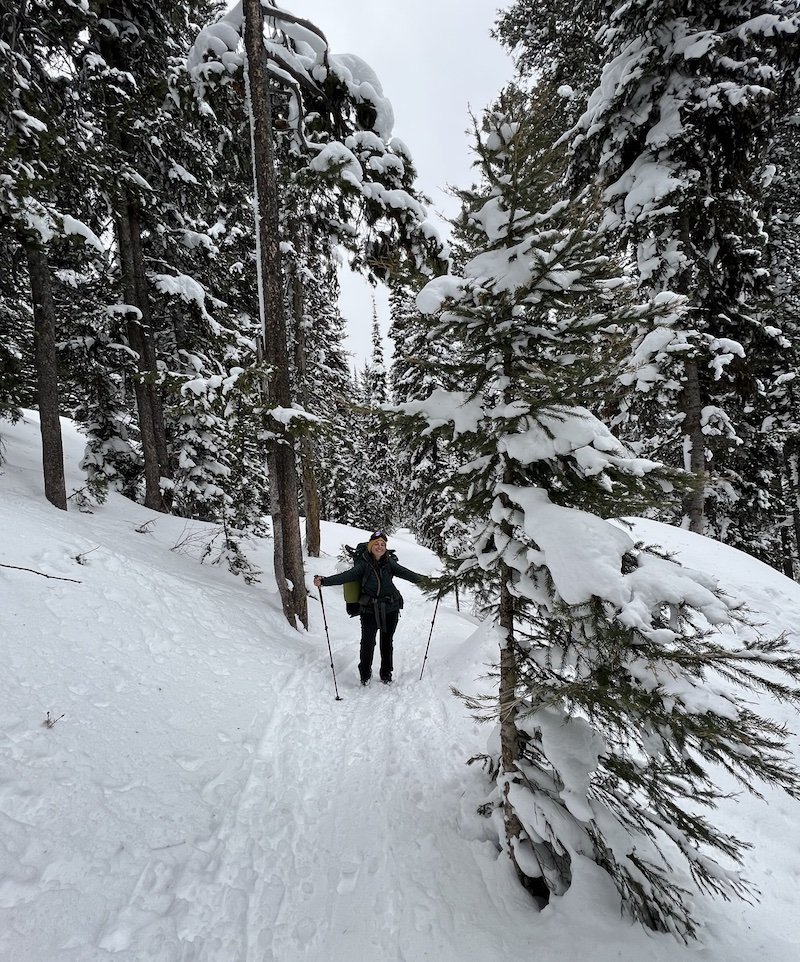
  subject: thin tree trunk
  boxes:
[127,201,170,482]
[498,569,567,899]
[24,239,67,510]
[300,436,321,557]
[784,444,800,580]
[498,574,520,773]
[98,12,170,514]
[116,199,166,512]
[244,0,308,628]
[682,359,706,533]
[293,261,321,557]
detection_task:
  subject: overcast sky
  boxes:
[291,1,515,367]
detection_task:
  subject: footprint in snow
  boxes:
[336,860,360,893]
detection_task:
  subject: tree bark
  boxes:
[115,198,167,512]
[24,238,67,510]
[498,568,566,899]
[98,13,171,513]
[244,0,308,628]
[293,262,321,557]
[681,359,706,534]
[127,201,170,480]
[784,444,800,581]
[299,435,321,557]
[498,573,520,773]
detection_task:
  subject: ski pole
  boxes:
[318,587,343,701]
[419,592,442,681]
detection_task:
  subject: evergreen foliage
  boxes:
[354,303,396,530]
[568,0,800,544]
[493,0,605,126]
[393,89,800,940]
[389,274,469,560]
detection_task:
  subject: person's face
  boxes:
[370,539,387,559]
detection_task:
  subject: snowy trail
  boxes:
[1,413,528,962]
[6,418,800,962]
[161,601,508,962]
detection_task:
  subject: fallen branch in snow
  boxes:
[42,712,65,729]
[74,546,100,565]
[0,563,82,583]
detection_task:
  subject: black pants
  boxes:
[359,608,399,682]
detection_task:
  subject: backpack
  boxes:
[341,542,398,617]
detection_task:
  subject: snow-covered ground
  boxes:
[2,412,800,961]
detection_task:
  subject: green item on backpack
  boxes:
[343,578,361,617]
[341,541,398,617]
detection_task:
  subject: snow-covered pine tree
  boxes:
[287,232,324,558]
[343,356,381,530]
[0,259,27,431]
[493,0,605,129]
[188,0,445,620]
[297,261,358,531]
[79,1,183,511]
[740,88,800,577]
[389,264,469,561]
[60,266,145,506]
[357,302,397,531]
[0,0,105,507]
[393,88,800,940]
[568,0,800,541]
[0,232,32,432]
[61,0,268,563]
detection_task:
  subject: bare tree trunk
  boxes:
[293,262,321,557]
[784,444,800,580]
[97,11,170,514]
[244,0,308,628]
[128,201,170,481]
[115,199,166,512]
[682,359,706,534]
[24,238,67,510]
[300,437,321,557]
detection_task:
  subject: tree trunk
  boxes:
[244,0,308,628]
[293,262,321,557]
[300,437,321,557]
[128,201,170,481]
[97,11,170,513]
[24,238,67,510]
[498,566,568,900]
[115,199,167,512]
[784,444,800,580]
[498,574,520,773]
[681,359,706,534]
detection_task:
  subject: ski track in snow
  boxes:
[83,597,509,962]
[154,608,490,962]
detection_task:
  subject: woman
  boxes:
[313,530,422,685]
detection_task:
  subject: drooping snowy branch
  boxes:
[187,1,445,277]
